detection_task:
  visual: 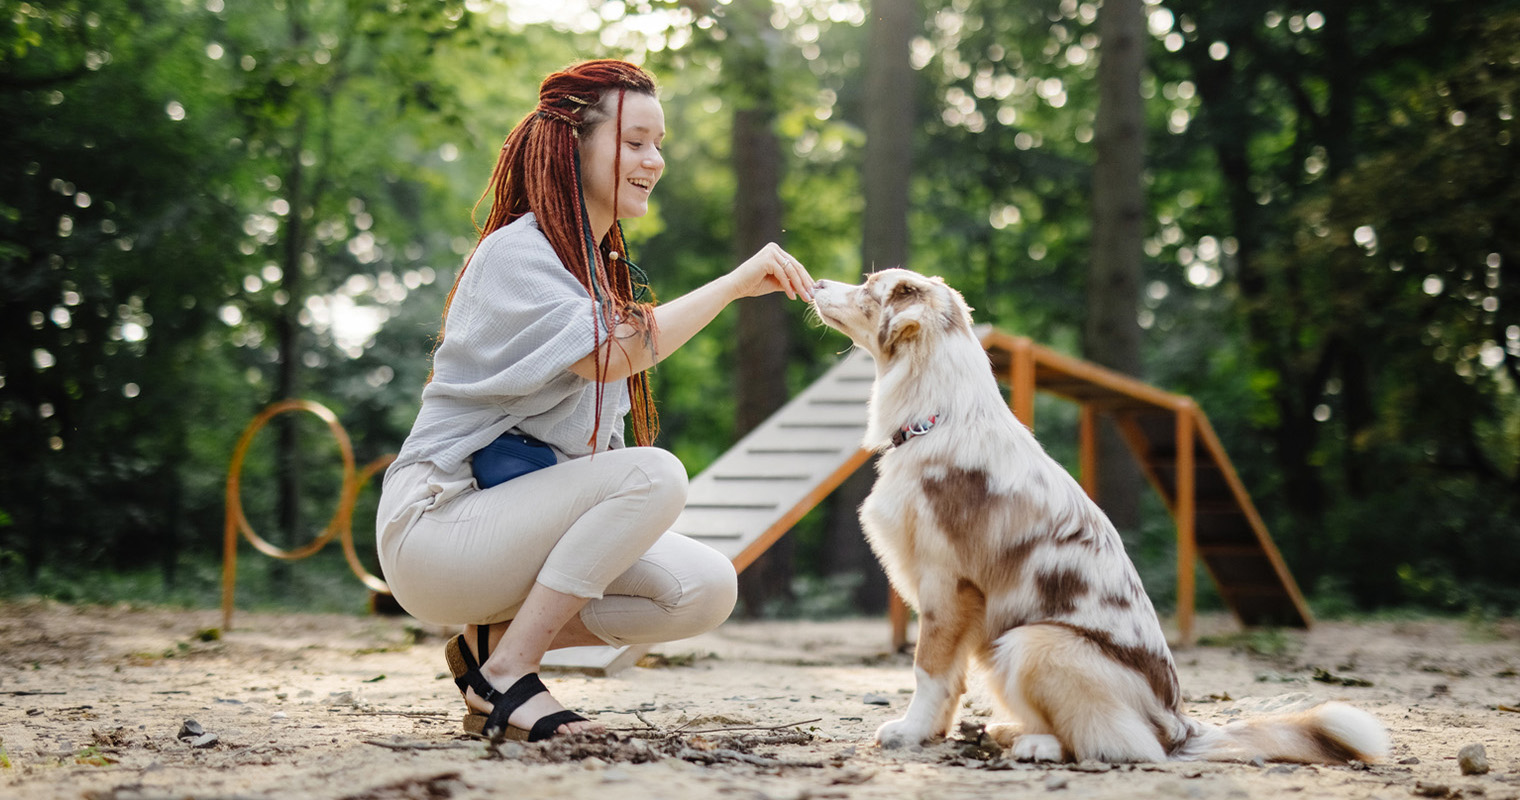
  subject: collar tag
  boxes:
[890,414,940,448]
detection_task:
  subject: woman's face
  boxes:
[579,91,665,230]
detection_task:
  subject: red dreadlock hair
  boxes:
[438,59,660,449]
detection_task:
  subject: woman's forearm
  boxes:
[567,272,740,382]
[568,242,813,383]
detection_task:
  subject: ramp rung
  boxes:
[746,447,851,455]
[711,474,812,481]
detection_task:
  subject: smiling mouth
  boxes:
[628,178,654,192]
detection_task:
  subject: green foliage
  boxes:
[2,0,1517,619]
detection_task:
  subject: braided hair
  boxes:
[439,59,660,448]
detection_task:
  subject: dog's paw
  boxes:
[1011,733,1063,762]
[876,718,935,749]
[983,722,1023,748]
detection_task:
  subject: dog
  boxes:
[811,268,1389,763]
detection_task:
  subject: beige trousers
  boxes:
[376,447,737,647]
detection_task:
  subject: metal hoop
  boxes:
[339,454,395,594]
[224,399,356,560]
[222,399,362,630]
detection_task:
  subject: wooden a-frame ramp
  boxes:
[545,327,1310,674]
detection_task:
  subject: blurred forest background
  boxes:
[2,0,1517,620]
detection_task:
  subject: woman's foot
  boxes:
[464,663,603,737]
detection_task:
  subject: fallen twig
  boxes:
[676,746,825,769]
[336,710,453,719]
[679,718,822,735]
[362,739,477,752]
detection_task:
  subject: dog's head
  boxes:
[812,268,975,362]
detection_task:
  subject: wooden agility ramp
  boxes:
[548,329,1309,673]
[544,348,879,674]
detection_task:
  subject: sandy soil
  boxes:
[1,600,1516,800]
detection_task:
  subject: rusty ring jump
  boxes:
[221,399,392,630]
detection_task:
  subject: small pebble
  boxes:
[177,719,205,739]
[1043,775,1068,791]
[188,732,219,749]
[270,712,288,721]
[1399,757,1421,765]
[863,693,891,706]
[1458,743,1490,776]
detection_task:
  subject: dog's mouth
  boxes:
[811,302,842,328]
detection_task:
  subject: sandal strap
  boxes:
[529,709,588,742]
[478,672,552,740]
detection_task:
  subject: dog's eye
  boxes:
[892,284,918,298]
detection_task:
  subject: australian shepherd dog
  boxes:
[811,268,1388,763]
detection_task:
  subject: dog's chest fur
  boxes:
[860,396,1175,670]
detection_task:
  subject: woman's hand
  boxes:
[726,243,816,302]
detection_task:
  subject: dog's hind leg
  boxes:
[877,577,985,749]
[989,625,1171,763]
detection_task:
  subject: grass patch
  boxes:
[1196,628,1295,658]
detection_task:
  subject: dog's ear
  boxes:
[878,304,924,356]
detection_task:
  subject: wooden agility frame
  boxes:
[971,329,1311,646]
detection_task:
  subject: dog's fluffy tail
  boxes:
[1176,702,1390,764]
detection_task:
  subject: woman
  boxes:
[375,59,815,743]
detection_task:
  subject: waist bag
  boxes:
[471,432,556,489]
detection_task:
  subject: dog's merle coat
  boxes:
[812,269,1388,763]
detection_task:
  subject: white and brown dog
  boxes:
[812,268,1388,763]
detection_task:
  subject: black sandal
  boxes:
[443,629,589,742]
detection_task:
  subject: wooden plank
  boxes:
[1010,337,1036,427]
[1079,404,1098,500]
[1175,403,1197,647]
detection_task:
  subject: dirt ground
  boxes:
[1,601,1516,800]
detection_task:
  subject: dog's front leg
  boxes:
[877,577,984,749]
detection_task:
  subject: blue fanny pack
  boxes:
[471,432,557,489]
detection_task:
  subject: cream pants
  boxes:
[376,447,737,647]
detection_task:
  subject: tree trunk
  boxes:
[861,0,916,275]
[273,124,305,590]
[728,0,794,618]
[826,0,919,614]
[1085,0,1146,535]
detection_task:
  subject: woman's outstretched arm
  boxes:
[568,242,814,383]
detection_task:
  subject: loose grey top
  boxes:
[388,212,629,479]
